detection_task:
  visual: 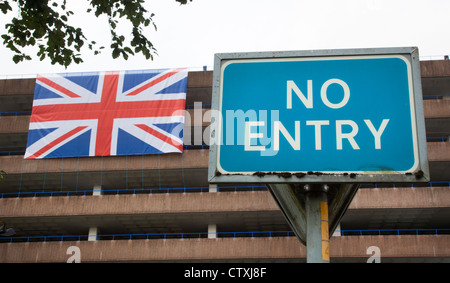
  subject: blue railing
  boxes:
[428,137,449,142]
[183,144,209,149]
[2,229,449,243]
[339,228,450,236]
[423,94,450,99]
[0,111,32,116]
[2,182,450,199]
[368,181,450,189]
[185,104,211,109]
[0,145,211,156]
[0,150,26,156]
[1,231,295,243]
[427,136,450,142]
[0,185,268,198]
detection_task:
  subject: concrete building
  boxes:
[0,60,449,263]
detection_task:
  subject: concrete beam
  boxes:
[1,187,448,219]
[428,142,450,161]
[0,149,209,175]
[2,61,450,98]
[423,99,450,118]
[349,186,450,209]
[0,191,280,218]
[420,60,450,77]
[0,235,448,262]
[0,71,213,96]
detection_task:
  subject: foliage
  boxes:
[0,0,191,67]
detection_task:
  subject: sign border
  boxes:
[208,47,429,184]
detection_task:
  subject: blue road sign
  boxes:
[209,48,429,183]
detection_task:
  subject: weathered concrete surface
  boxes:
[349,186,450,209]
[420,60,450,77]
[0,71,213,96]
[1,187,448,218]
[0,191,279,218]
[0,78,35,96]
[0,235,448,262]
[331,234,450,260]
[423,99,450,118]
[0,149,209,174]
[428,142,450,161]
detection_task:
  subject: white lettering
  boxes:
[241,119,388,152]
[274,121,300,151]
[287,80,313,109]
[185,267,218,280]
[244,121,265,151]
[364,119,389,149]
[306,120,330,150]
[321,78,350,109]
[228,268,267,279]
[336,120,360,150]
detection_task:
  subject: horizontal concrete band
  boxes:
[1,235,449,262]
[1,187,449,218]
[0,71,213,96]
[0,59,449,96]
[420,60,450,77]
[0,150,209,174]
[1,142,449,175]
[0,191,279,217]
[423,100,450,118]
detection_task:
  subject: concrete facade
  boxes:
[1,235,448,263]
[0,60,449,263]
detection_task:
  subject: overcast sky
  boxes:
[1,0,450,77]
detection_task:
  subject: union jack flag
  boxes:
[24,68,188,159]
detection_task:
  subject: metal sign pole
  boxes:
[305,184,330,263]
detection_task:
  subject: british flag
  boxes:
[24,68,188,159]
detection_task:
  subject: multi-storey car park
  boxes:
[0,59,449,263]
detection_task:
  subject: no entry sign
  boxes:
[208,47,429,183]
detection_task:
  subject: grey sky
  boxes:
[1,0,449,77]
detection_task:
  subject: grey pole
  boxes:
[305,184,330,263]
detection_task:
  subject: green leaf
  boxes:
[0,2,12,14]
[124,47,133,55]
[112,48,120,59]
[12,55,22,64]
[1,34,11,41]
